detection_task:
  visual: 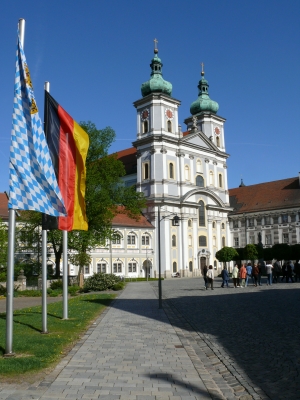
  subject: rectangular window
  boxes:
[128,263,136,273]
[248,218,254,227]
[142,235,149,245]
[113,263,122,273]
[112,235,121,244]
[234,237,239,247]
[256,218,261,226]
[283,233,289,243]
[281,215,288,223]
[127,235,136,245]
[249,236,255,244]
[291,214,296,222]
[84,265,89,274]
[222,237,226,247]
[273,216,278,224]
[233,220,239,228]
[265,216,271,225]
[97,263,106,273]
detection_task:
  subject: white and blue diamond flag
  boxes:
[8,32,66,216]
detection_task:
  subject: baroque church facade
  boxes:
[117,46,232,278]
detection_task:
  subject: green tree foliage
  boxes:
[232,248,244,263]
[216,246,239,267]
[244,244,258,262]
[14,123,146,279]
[290,244,300,261]
[272,243,291,261]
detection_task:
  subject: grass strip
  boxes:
[0,293,116,376]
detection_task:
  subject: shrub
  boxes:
[83,273,121,292]
[112,282,124,291]
[0,284,6,296]
[68,286,80,296]
[16,289,42,297]
[49,279,63,290]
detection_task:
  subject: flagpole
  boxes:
[5,18,26,356]
[63,230,68,319]
[41,80,51,334]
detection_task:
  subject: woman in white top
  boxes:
[231,264,239,288]
[206,265,214,290]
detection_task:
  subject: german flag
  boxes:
[42,91,89,231]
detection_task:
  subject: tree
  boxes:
[290,244,300,261]
[243,244,258,264]
[272,243,291,261]
[263,247,273,261]
[216,246,239,268]
[232,248,244,265]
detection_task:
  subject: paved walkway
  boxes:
[0,278,299,399]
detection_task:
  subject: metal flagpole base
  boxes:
[3,352,16,358]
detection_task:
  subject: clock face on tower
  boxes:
[141,109,149,121]
[214,126,220,135]
[165,108,174,120]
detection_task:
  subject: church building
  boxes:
[117,45,232,278]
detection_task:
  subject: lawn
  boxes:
[0,293,116,377]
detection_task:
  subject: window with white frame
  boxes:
[184,165,190,181]
[234,237,239,247]
[84,265,90,274]
[188,219,192,227]
[209,171,214,185]
[127,235,136,245]
[233,220,239,228]
[216,136,220,147]
[189,261,193,271]
[169,162,175,179]
[222,236,226,247]
[143,120,148,133]
[281,214,288,223]
[167,120,172,132]
[265,234,272,245]
[143,162,150,180]
[199,200,206,226]
[196,175,204,187]
[128,262,137,273]
[196,159,202,173]
[213,236,216,246]
[142,235,150,245]
[172,261,177,272]
[172,235,176,247]
[188,235,192,246]
[199,235,207,246]
[113,263,122,273]
[248,218,254,227]
[97,263,107,273]
[221,222,225,229]
[249,236,255,244]
[218,174,223,188]
[265,216,271,225]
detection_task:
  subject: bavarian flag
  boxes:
[42,91,89,231]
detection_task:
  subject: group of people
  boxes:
[202,260,300,290]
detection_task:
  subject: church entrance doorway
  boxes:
[143,259,152,280]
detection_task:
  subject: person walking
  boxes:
[203,265,208,289]
[206,265,214,290]
[245,262,252,287]
[286,261,294,283]
[252,263,259,286]
[221,266,229,288]
[239,264,247,287]
[272,261,281,283]
[232,264,239,288]
[281,263,287,282]
[265,261,273,285]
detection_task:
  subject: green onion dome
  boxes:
[190,71,219,115]
[141,48,172,97]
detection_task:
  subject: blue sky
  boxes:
[1,0,299,193]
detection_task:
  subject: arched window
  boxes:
[221,223,225,229]
[222,236,226,247]
[173,262,177,272]
[143,120,148,133]
[213,236,216,246]
[189,261,193,272]
[169,163,174,179]
[188,235,192,246]
[167,120,172,132]
[196,159,202,173]
[172,235,176,247]
[143,163,149,180]
[212,221,216,228]
[219,174,223,188]
[209,171,214,185]
[199,235,207,246]
[112,234,121,244]
[196,175,204,187]
[188,219,192,227]
[216,136,220,147]
[185,165,190,181]
[199,200,205,226]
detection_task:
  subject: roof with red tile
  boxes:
[112,206,154,228]
[0,193,8,221]
[116,147,137,175]
[229,177,300,215]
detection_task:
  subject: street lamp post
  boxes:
[157,206,180,309]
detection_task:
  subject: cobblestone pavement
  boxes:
[0,279,299,399]
[150,277,300,400]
